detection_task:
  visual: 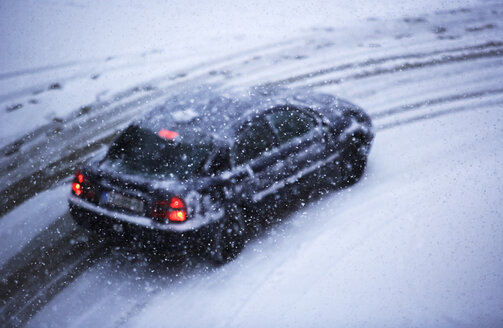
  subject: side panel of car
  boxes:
[231,116,279,212]
[256,107,330,204]
[228,106,337,220]
[278,108,336,191]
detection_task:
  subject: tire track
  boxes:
[2,245,106,328]
[0,50,162,81]
[375,96,503,131]
[0,130,121,217]
[344,57,503,112]
[262,41,503,88]
[0,36,307,105]
[0,84,157,158]
[223,2,503,88]
[306,48,503,88]
[0,213,200,328]
[0,216,108,327]
[371,87,503,119]
[0,59,107,81]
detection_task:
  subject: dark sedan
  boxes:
[69,87,374,264]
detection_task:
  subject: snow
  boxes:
[0,0,478,72]
[0,184,70,268]
[1,0,502,327]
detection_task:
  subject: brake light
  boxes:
[151,196,187,222]
[170,197,184,209]
[72,171,95,201]
[158,129,179,140]
[72,182,82,196]
[169,210,186,222]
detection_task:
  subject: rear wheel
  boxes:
[207,204,247,265]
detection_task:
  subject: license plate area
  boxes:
[102,190,145,214]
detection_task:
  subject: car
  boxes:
[68,86,374,264]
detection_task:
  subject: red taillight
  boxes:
[72,171,94,201]
[158,129,179,140]
[170,197,184,209]
[151,196,187,222]
[169,210,186,222]
[72,182,82,196]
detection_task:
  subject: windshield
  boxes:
[103,125,212,180]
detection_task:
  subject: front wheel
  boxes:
[343,135,369,185]
[207,204,247,265]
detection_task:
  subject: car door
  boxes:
[232,116,283,210]
[231,106,331,211]
[264,106,330,199]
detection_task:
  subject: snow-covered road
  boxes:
[1,1,502,327]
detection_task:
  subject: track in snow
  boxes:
[0,2,502,327]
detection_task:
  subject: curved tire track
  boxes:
[263,41,503,88]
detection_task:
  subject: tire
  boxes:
[207,204,247,265]
[343,134,369,185]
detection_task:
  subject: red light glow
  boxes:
[158,129,179,140]
[169,210,186,222]
[72,182,82,196]
[170,197,184,209]
[77,173,83,183]
[151,197,187,222]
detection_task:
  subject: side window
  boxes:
[267,108,317,144]
[234,118,275,165]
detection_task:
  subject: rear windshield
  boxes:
[103,125,212,180]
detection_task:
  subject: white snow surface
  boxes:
[1,0,502,327]
[0,184,69,268]
[0,0,477,72]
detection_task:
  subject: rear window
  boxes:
[103,125,212,180]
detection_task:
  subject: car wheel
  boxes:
[208,204,247,265]
[344,134,369,185]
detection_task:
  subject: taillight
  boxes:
[151,196,187,222]
[170,197,184,209]
[169,210,186,222]
[72,182,82,196]
[72,171,95,201]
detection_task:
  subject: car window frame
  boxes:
[265,106,322,145]
[104,124,215,180]
[231,116,279,168]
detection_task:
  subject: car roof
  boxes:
[136,86,346,145]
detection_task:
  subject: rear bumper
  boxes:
[68,197,201,252]
[68,194,206,232]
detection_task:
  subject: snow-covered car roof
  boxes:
[136,86,365,144]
